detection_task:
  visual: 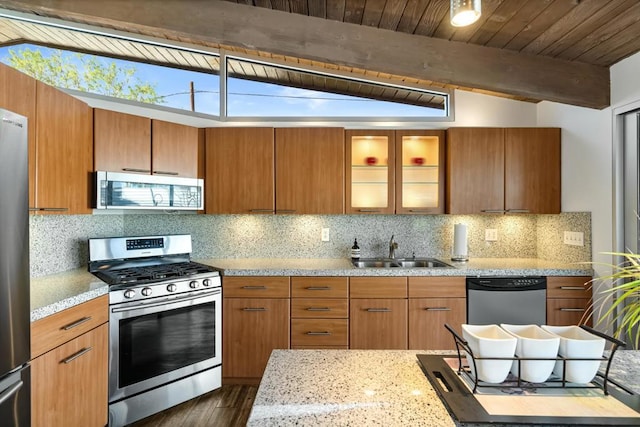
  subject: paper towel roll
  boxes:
[453,223,468,260]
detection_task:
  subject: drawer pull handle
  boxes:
[61,347,92,364]
[61,316,92,330]
[243,307,267,311]
[559,286,585,290]
[366,308,391,312]
[507,209,530,213]
[276,209,296,214]
[122,168,151,173]
[29,207,69,212]
[408,209,431,213]
[306,286,332,291]
[242,286,267,290]
[358,209,380,213]
[306,331,331,336]
[153,170,179,176]
[425,307,451,311]
[306,307,331,312]
[559,308,586,312]
[249,209,275,213]
[480,209,507,213]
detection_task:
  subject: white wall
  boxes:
[611,52,640,107]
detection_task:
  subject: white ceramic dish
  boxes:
[461,324,517,384]
[500,324,560,383]
[541,325,606,384]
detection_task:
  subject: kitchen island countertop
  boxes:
[200,257,593,277]
[248,349,640,426]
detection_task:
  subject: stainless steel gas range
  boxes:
[88,234,222,427]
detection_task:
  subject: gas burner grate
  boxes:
[98,262,217,285]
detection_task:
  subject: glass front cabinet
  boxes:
[346,130,445,214]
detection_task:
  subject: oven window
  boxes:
[119,301,215,388]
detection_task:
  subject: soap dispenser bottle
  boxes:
[351,239,360,260]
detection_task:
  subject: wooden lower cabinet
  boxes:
[291,318,348,347]
[546,276,592,326]
[222,297,290,382]
[408,277,466,350]
[408,298,466,350]
[31,323,108,427]
[350,298,408,349]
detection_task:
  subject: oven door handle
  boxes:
[111,289,221,314]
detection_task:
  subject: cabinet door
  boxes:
[408,298,466,350]
[346,130,395,214]
[31,323,108,427]
[35,82,93,214]
[94,109,151,173]
[396,130,445,214]
[505,128,561,214]
[446,128,505,214]
[275,127,344,214]
[205,127,275,214]
[223,298,290,380]
[0,64,37,207]
[152,120,202,177]
[350,298,407,349]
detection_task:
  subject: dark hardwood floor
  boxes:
[129,384,257,427]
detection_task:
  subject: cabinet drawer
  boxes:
[291,299,348,318]
[349,277,407,298]
[546,298,592,326]
[223,276,290,298]
[291,319,348,347]
[31,295,108,359]
[408,277,465,298]
[291,277,348,298]
[547,276,592,298]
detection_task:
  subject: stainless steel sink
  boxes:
[352,257,453,268]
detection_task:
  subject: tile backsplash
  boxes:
[30,211,591,277]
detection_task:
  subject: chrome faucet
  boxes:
[388,235,398,259]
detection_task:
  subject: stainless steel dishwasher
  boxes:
[466,277,547,325]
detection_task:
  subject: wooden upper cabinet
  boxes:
[446,127,505,214]
[35,82,93,214]
[396,130,446,214]
[345,130,395,214]
[0,64,36,208]
[94,109,151,173]
[505,128,561,214]
[275,127,345,214]
[152,120,202,178]
[205,127,275,214]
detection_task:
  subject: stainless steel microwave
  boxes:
[95,171,204,210]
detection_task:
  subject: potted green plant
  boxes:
[590,252,640,349]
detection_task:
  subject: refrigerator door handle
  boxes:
[0,379,23,405]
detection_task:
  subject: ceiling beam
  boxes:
[0,0,610,108]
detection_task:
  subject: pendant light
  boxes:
[450,0,481,27]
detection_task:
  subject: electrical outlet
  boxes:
[563,231,584,246]
[321,228,330,242]
[485,229,498,241]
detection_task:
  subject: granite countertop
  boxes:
[247,349,640,426]
[30,268,108,322]
[199,257,593,277]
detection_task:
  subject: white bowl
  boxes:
[500,324,560,383]
[462,324,517,383]
[541,325,606,384]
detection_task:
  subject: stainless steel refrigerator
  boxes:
[0,108,30,426]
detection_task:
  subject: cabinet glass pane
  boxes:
[351,136,389,208]
[401,136,439,208]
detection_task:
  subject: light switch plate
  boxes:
[321,228,330,242]
[485,229,498,241]
[563,231,584,246]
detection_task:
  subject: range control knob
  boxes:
[203,279,211,287]
[141,287,152,297]
[166,284,177,292]
[189,280,199,289]
[124,289,136,299]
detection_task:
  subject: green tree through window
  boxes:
[7,47,163,104]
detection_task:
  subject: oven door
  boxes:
[109,288,222,402]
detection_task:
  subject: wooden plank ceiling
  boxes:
[0,0,638,109]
